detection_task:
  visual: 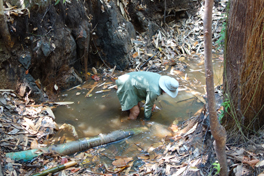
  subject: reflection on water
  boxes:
[53,55,223,169]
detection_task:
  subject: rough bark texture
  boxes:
[204,0,227,175]
[224,0,264,132]
[0,0,13,49]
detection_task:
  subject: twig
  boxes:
[85,82,97,97]
[41,5,51,23]
[139,52,159,70]
[134,143,147,153]
[67,84,81,91]
[109,65,116,77]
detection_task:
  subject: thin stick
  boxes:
[85,82,97,97]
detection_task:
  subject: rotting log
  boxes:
[6,127,148,162]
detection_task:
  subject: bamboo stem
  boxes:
[6,127,148,162]
[31,161,77,176]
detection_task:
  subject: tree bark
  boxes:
[204,0,228,175]
[0,0,13,49]
[224,0,264,132]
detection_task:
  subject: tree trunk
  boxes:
[224,0,264,134]
[0,0,13,49]
[204,0,227,175]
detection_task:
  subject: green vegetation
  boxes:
[216,1,230,50]
[219,99,230,122]
[208,161,221,176]
[55,0,66,5]
[216,21,226,49]
[212,161,221,175]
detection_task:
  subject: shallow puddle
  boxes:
[53,55,223,170]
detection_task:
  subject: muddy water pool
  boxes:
[53,55,223,168]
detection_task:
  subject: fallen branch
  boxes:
[6,127,149,162]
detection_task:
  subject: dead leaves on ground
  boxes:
[112,156,133,167]
[0,90,84,175]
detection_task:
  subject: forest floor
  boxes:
[1,1,264,176]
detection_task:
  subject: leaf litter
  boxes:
[2,0,264,175]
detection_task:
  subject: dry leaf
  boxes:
[193,41,199,46]
[8,128,19,134]
[23,117,37,131]
[179,57,185,61]
[170,124,179,133]
[35,79,41,89]
[173,70,184,75]
[132,52,138,58]
[138,154,149,160]
[54,84,58,91]
[60,123,78,139]
[243,158,259,168]
[92,67,97,74]
[70,168,80,173]
[183,123,198,136]
[30,139,38,149]
[61,157,68,164]
[92,75,100,81]
[45,107,55,119]
[219,55,224,60]
[112,157,133,167]
[6,158,13,163]
[51,43,56,49]
[197,60,204,66]
[256,160,264,167]
[173,166,187,176]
